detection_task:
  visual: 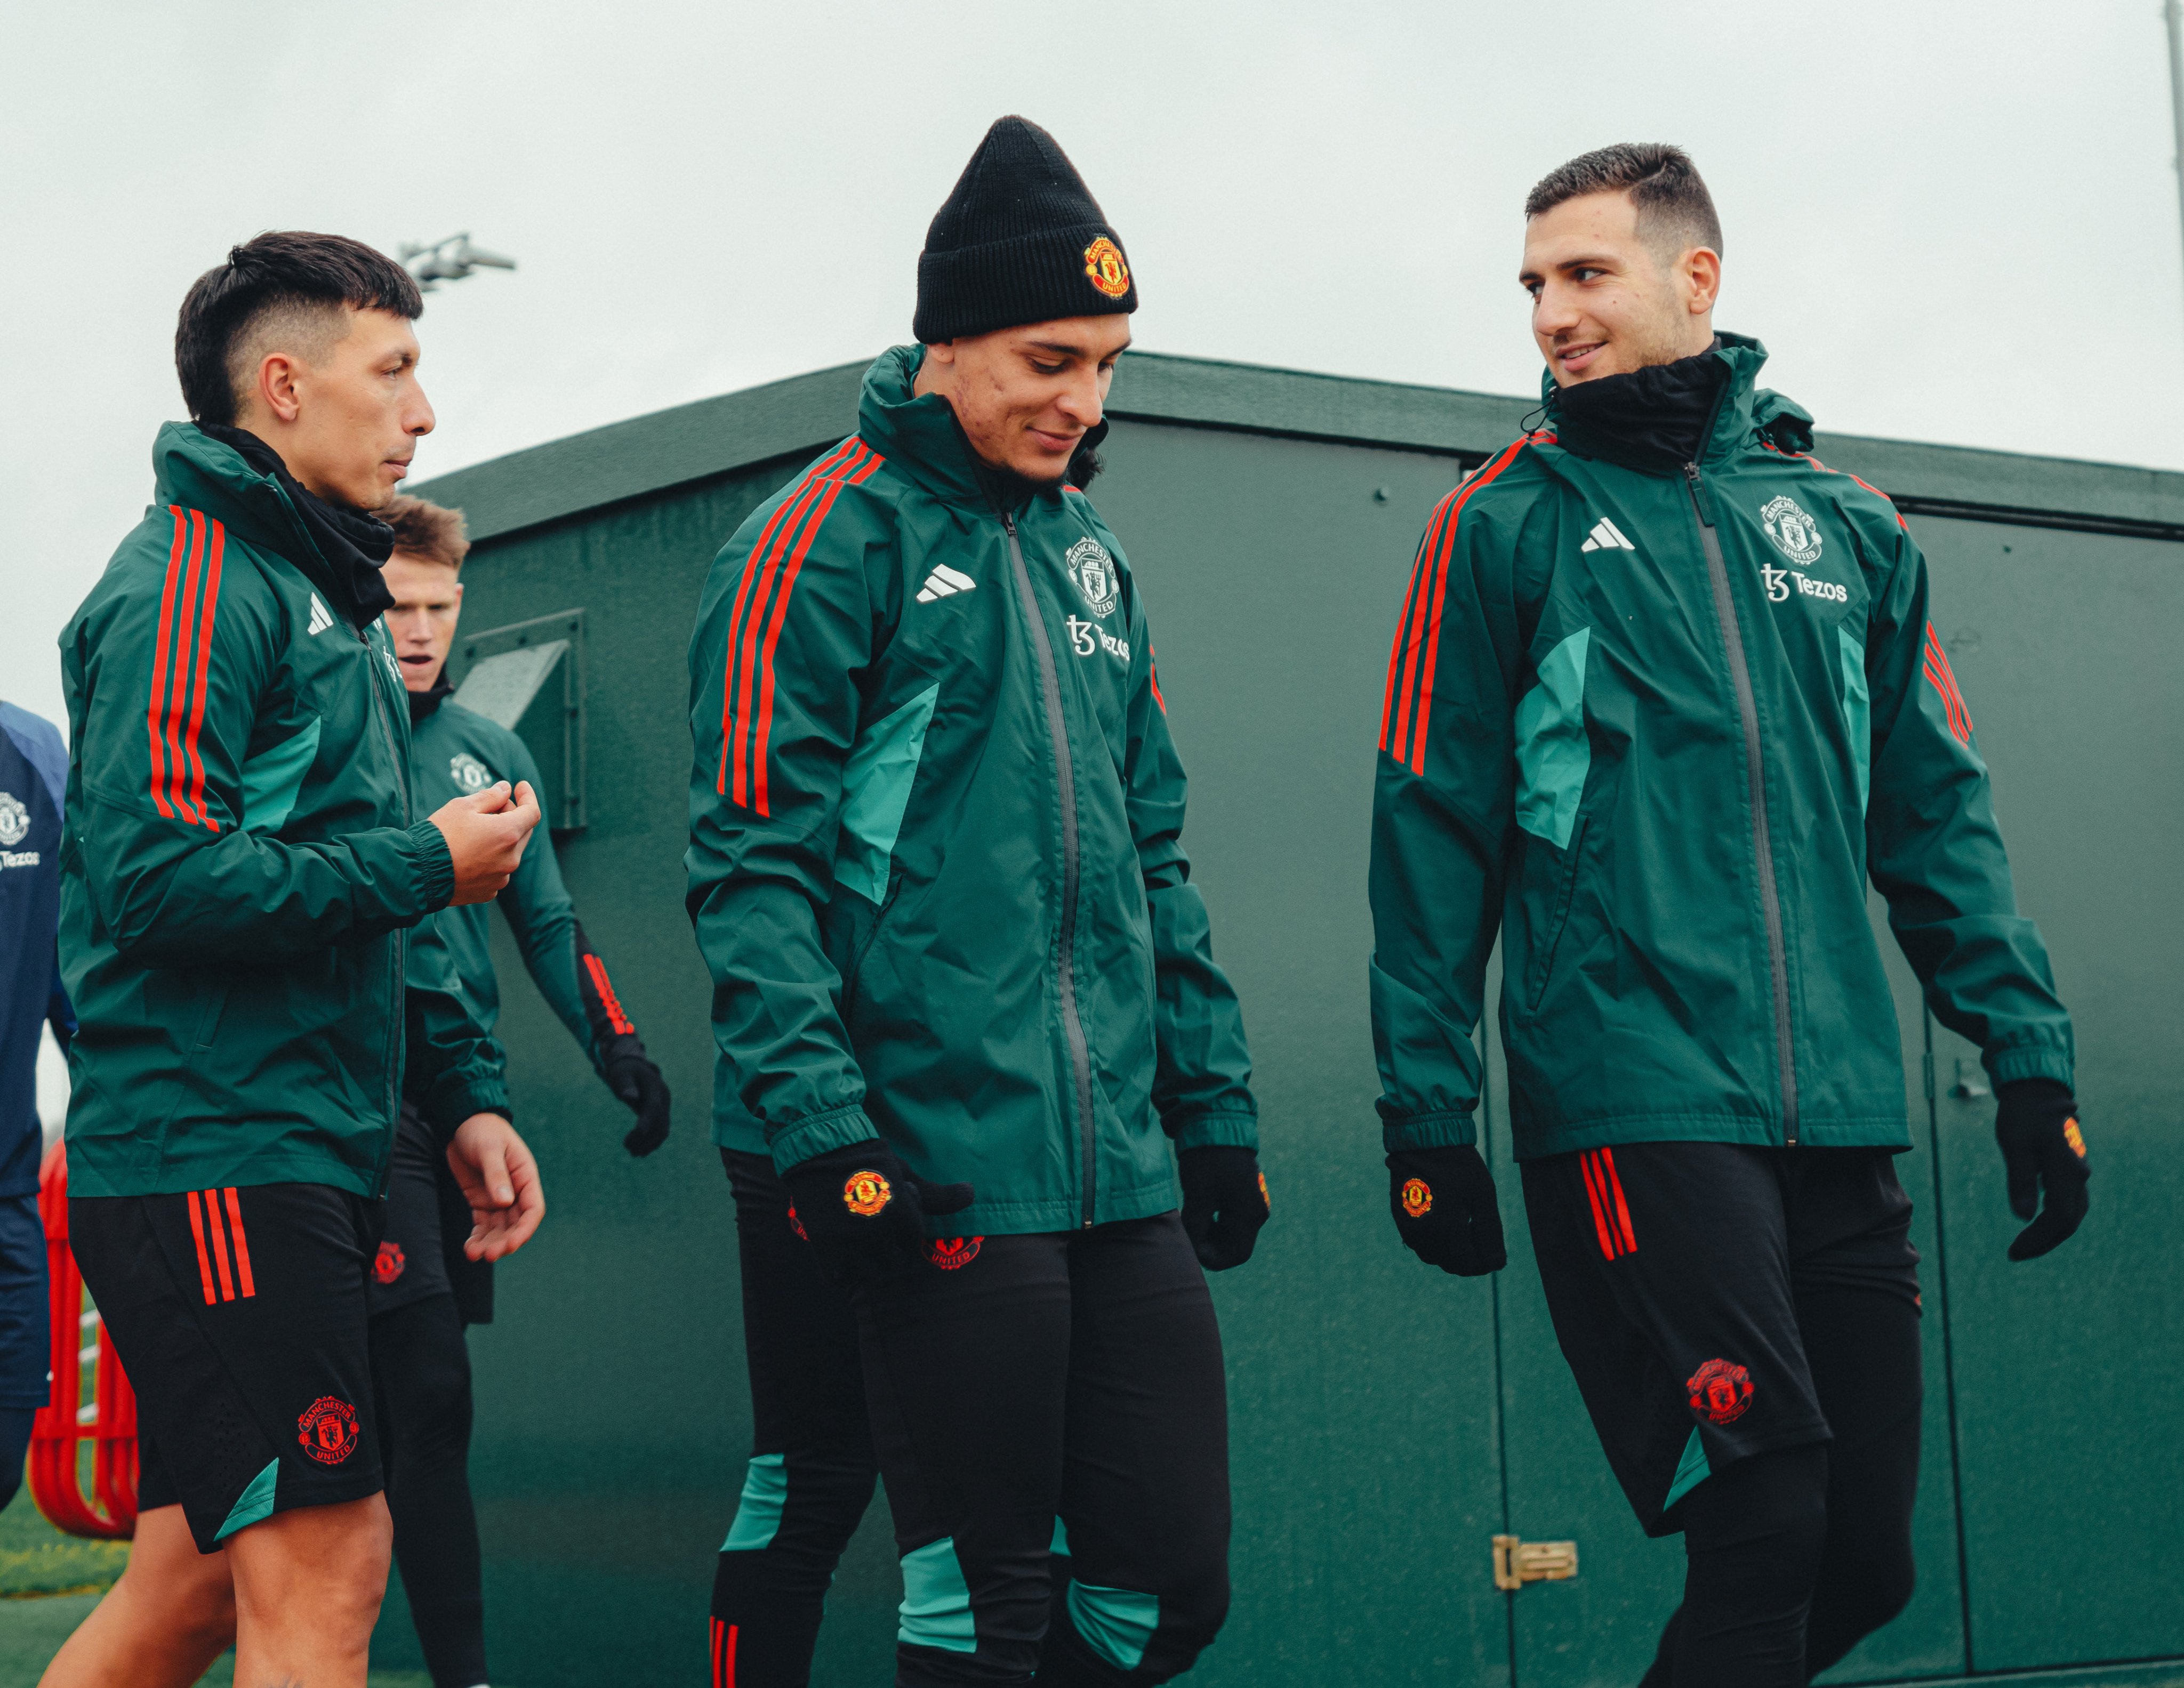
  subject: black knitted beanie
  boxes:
[914,116,1137,343]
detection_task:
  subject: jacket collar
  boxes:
[1542,331,1770,475]
[854,345,1105,515]
[149,423,394,625]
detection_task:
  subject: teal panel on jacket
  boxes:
[239,718,320,834]
[721,1452,787,1551]
[899,1537,978,1653]
[1839,626,1870,817]
[834,685,939,903]
[1067,1580,1161,1671]
[1513,628,1591,849]
[216,1458,279,1541]
[1664,1426,1711,1512]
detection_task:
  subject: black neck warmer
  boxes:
[407,674,454,727]
[1554,343,1730,476]
[202,425,397,624]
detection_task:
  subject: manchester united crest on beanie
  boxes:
[914,116,1138,343]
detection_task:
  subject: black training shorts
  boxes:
[1521,1143,1920,1537]
[71,1182,385,1553]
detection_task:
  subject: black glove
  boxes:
[1178,1146,1270,1272]
[603,1042,672,1158]
[1994,1079,2089,1261]
[1387,1145,1505,1276]
[781,1140,975,1284]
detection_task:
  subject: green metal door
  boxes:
[1090,421,1512,1686]
[1904,514,2184,1672]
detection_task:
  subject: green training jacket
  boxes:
[1370,335,2072,1162]
[407,693,625,1068]
[687,347,1256,1235]
[59,424,507,1200]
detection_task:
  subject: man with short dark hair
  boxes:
[688,117,1265,1687]
[44,231,545,1688]
[1371,144,2084,1682]
[372,493,671,1688]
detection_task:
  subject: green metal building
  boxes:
[391,353,2184,1687]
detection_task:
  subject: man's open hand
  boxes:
[446,1113,545,1261]
[430,780,542,906]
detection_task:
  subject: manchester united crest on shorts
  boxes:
[298,1395,360,1465]
[842,1170,893,1217]
[1401,1178,1432,1219]
[1687,1359,1754,1426]
[1082,236,1130,300]
[372,1241,406,1285]
[927,1236,983,1271]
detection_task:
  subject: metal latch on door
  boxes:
[1492,1534,1578,1591]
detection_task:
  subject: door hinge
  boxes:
[1492,1534,1578,1591]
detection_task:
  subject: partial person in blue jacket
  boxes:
[1,701,73,1510]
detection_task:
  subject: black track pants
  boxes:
[854,1212,1231,1688]
[712,1151,880,1688]
[371,1291,485,1688]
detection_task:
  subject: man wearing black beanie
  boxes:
[688,117,1264,1688]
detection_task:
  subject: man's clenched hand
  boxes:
[430,780,541,906]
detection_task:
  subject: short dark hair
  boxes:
[174,231,423,426]
[1524,143,1723,260]
[381,496,470,570]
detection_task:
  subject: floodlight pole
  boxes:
[2167,0,2184,292]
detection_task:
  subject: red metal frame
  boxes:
[28,1139,137,1539]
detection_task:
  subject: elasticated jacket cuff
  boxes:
[769,1105,881,1178]
[420,1082,512,1146]
[1168,1111,1259,1152]
[1382,1111,1477,1154]
[1987,1040,2074,1092]
[408,819,456,912]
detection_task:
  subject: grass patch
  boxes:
[0,1488,130,1599]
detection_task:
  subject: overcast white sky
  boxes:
[6,0,2182,738]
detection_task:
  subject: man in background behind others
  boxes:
[1371,145,2085,1682]
[41,231,544,1688]
[372,492,671,1688]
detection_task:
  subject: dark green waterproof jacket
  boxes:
[59,424,507,1199]
[687,348,1256,1235]
[1370,335,2072,1161]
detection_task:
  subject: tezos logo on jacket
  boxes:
[0,793,28,848]
[449,753,494,793]
[1066,537,1119,617]
[1760,496,1824,566]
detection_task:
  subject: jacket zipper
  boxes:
[359,622,410,1192]
[1683,463,1800,1146]
[1004,513,1098,1227]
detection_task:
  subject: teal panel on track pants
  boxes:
[854,1212,1232,1687]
